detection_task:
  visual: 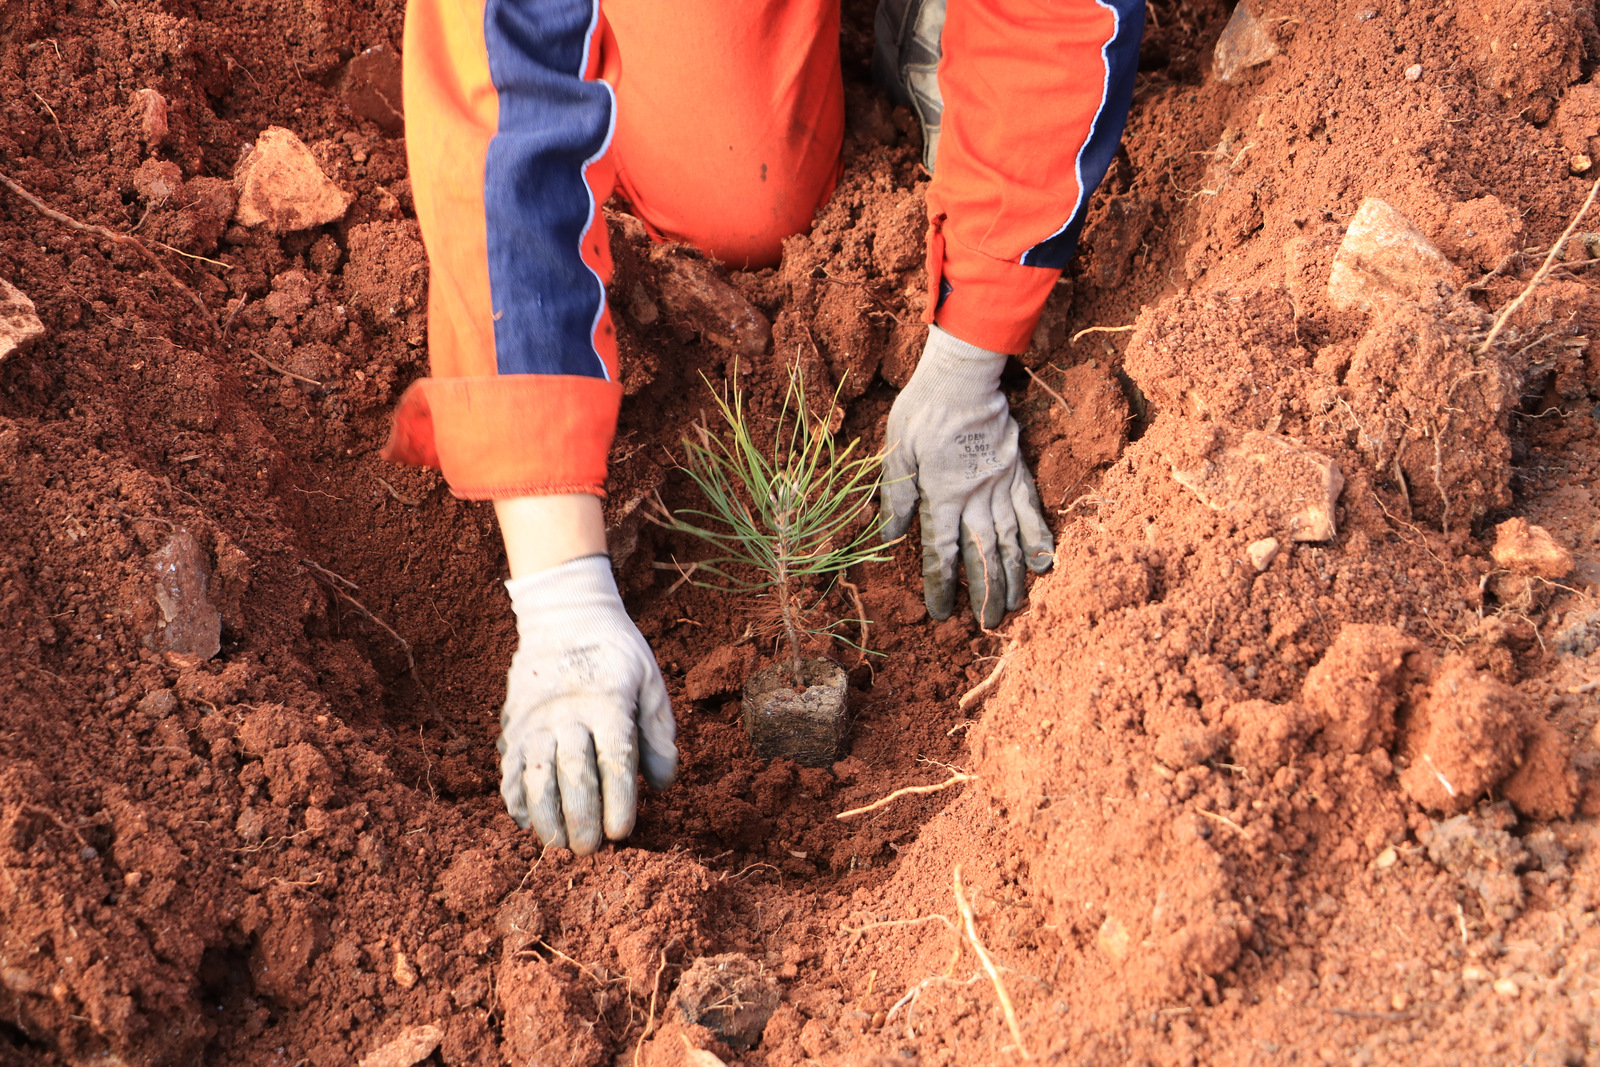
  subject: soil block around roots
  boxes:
[741,657,848,767]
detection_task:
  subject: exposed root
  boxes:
[837,575,870,657]
[0,169,216,333]
[1479,176,1600,355]
[1070,323,1135,345]
[29,90,75,161]
[1197,808,1251,838]
[958,655,1008,710]
[836,772,977,820]
[632,948,670,1067]
[953,865,1031,1061]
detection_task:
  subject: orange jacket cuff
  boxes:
[923,215,1061,356]
[382,375,621,500]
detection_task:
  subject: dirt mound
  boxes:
[6,0,1600,1064]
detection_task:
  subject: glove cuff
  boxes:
[913,325,1008,394]
[504,553,618,616]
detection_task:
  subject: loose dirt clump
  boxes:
[8,0,1600,1064]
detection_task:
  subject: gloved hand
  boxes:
[881,325,1054,629]
[498,554,677,855]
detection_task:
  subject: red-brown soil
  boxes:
[5,1,1600,1064]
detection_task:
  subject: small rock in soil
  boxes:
[392,951,419,990]
[129,87,168,147]
[1212,1,1279,84]
[494,890,545,953]
[1422,812,1529,920]
[1245,537,1280,572]
[651,249,771,360]
[358,1023,443,1067]
[233,126,353,231]
[1490,517,1573,578]
[340,44,405,133]
[1327,198,1454,311]
[0,279,44,361]
[135,688,177,720]
[1398,656,1528,814]
[148,530,221,661]
[1171,427,1344,542]
[134,158,182,201]
[1488,517,1572,612]
[672,954,781,1050]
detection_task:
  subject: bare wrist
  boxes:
[494,494,607,578]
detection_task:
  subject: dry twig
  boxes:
[953,865,1030,1060]
[248,349,322,386]
[1479,176,1600,355]
[1023,366,1074,416]
[29,90,74,161]
[299,558,455,736]
[0,169,215,332]
[376,477,421,506]
[836,772,976,820]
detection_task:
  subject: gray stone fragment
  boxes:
[1213,2,1280,84]
[149,531,221,661]
[673,954,781,1050]
[1328,198,1454,311]
[0,279,44,361]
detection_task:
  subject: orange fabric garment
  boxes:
[388,0,622,499]
[926,0,1139,354]
[605,0,845,269]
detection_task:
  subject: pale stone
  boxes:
[130,88,168,147]
[358,1024,444,1067]
[1493,977,1520,997]
[233,126,352,231]
[392,951,419,990]
[1404,64,1423,81]
[1491,517,1573,579]
[1572,154,1593,175]
[0,280,44,361]
[1246,537,1281,572]
[1328,198,1454,311]
[1097,915,1132,963]
[149,531,221,662]
[1213,2,1279,84]
[1172,431,1344,542]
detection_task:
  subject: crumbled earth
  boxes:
[7,0,1600,1065]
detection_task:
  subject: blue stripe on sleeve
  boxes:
[1020,0,1144,270]
[482,0,614,379]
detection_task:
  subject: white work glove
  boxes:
[881,325,1054,629]
[498,554,677,855]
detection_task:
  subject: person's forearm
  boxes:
[495,495,607,579]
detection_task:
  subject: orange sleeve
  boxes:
[385,0,623,499]
[925,0,1144,354]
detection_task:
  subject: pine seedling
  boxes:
[653,365,890,686]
